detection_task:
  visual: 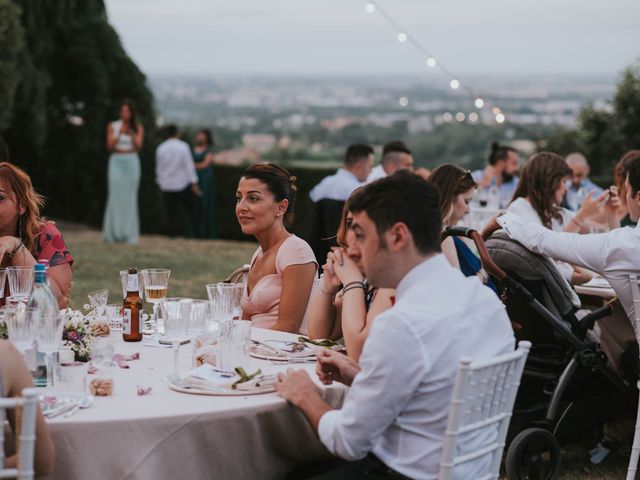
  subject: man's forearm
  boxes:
[295,392,333,433]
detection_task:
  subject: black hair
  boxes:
[198,128,215,147]
[241,163,297,221]
[348,170,441,255]
[382,140,412,157]
[344,144,374,168]
[628,155,640,196]
[163,124,179,139]
[488,141,517,166]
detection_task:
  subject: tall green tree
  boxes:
[0,0,25,130]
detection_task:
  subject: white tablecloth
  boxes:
[44,328,345,480]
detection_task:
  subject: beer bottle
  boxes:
[123,268,143,342]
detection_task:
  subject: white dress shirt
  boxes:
[499,212,640,328]
[309,168,363,202]
[318,254,515,479]
[507,198,576,282]
[155,138,198,192]
[366,164,387,183]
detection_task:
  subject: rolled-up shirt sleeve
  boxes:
[317,314,429,460]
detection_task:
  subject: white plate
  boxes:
[169,365,276,396]
[249,344,316,362]
[169,382,275,396]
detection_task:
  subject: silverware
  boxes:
[46,400,78,419]
[250,339,286,357]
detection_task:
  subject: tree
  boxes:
[0,0,25,130]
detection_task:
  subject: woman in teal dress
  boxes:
[102,99,144,244]
[192,129,217,238]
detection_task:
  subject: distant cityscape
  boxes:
[150,73,617,169]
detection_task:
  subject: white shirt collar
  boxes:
[395,253,449,300]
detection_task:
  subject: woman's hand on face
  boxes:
[321,258,341,293]
[328,248,362,285]
[0,236,20,261]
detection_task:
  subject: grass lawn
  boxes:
[62,225,628,479]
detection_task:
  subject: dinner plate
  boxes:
[249,340,316,362]
[169,382,275,396]
[168,365,276,396]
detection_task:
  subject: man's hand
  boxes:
[191,183,203,197]
[316,348,361,386]
[276,369,321,407]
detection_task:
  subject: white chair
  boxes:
[626,274,640,480]
[0,387,38,480]
[438,341,531,480]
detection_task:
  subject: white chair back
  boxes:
[625,274,640,480]
[0,388,38,480]
[438,341,530,480]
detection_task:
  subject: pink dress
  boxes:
[242,235,317,330]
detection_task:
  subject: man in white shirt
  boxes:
[277,171,515,479]
[366,140,414,183]
[498,155,640,331]
[155,124,201,237]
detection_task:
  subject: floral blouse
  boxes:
[32,222,73,267]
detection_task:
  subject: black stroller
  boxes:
[442,225,634,480]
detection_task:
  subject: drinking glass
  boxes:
[0,268,7,302]
[206,283,243,324]
[88,289,109,317]
[141,269,171,339]
[219,320,252,372]
[119,270,145,299]
[7,266,34,304]
[161,298,191,377]
[3,306,33,358]
[105,303,123,332]
[31,309,65,390]
[188,300,210,367]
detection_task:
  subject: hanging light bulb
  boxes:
[442,112,453,122]
[365,3,376,13]
[492,107,501,115]
[474,98,485,109]
[398,96,409,107]
[455,112,466,122]
[426,57,436,68]
[468,112,479,122]
[496,113,506,124]
[398,32,407,42]
[449,79,460,90]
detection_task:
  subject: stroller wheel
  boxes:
[505,428,561,480]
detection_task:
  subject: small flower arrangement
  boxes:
[0,321,7,340]
[61,309,95,362]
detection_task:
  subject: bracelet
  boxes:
[7,239,24,260]
[571,216,584,229]
[339,284,366,298]
[341,280,366,291]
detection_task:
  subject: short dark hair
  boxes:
[164,124,179,139]
[241,163,297,221]
[382,140,411,157]
[348,170,441,255]
[628,155,640,196]
[488,141,517,166]
[344,144,374,168]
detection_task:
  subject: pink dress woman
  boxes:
[241,235,317,329]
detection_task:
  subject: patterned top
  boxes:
[33,222,74,267]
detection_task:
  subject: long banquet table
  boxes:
[44,328,345,480]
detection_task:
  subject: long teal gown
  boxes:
[193,148,217,239]
[102,152,140,243]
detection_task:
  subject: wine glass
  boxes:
[141,269,171,340]
[206,283,243,324]
[31,308,65,390]
[4,305,33,359]
[87,289,109,317]
[161,298,191,378]
[7,266,34,305]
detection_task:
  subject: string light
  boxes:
[398,96,409,106]
[455,112,466,122]
[364,1,509,125]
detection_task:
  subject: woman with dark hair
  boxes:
[507,152,618,284]
[306,195,394,360]
[430,164,495,291]
[193,129,217,238]
[614,150,640,227]
[102,99,144,244]
[236,164,317,332]
[0,162,73,307]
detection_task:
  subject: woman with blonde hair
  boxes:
[0,162,73,308]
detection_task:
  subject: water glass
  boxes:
[57,362,88,395]
[105,303,123,332]
[88,289,109,316]
[3,306,33,356]
[0,268,7,300]
[206,283,244,323]
[31,309,65,389]
[219,320,252,371]
[188,300,210,366]
[161,298,191,375]
[7,266,34,303]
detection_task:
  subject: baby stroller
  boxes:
[442,225,634,480]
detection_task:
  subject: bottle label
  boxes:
[127,274,139,292]
[123,308,132,335]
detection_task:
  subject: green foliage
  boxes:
[0,0,25,130]
[543,62,640,175]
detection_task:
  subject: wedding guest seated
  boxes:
[564,152,604,211]
[430,164,496,292]
[306,197,394,361]
[236,164,317,332]
[472,142,520,209]
[507,152,619,285]
[276,171,514,479]
[614,150,640,228]
[0,163,73,308]
[0,340,54,476]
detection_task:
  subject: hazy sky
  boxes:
[105,0,640,76]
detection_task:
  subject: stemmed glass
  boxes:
[4,305,33,359]
[87,289,109,317]
[7,266,34,305]
[161,298,191,378]
[31,308,65,390]
[141,269,170,339]
[206,283,243,324]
